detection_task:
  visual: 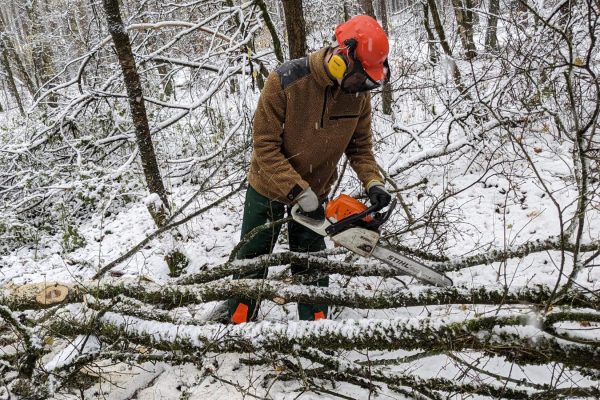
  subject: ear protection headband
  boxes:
[327,39,357,79]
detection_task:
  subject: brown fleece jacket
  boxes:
[248,47,383,204]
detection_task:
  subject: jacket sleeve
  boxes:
[252,71,309,201]
[344,92,384,189]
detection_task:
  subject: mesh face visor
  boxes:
[341,59,389,93]
[340,40,390,94]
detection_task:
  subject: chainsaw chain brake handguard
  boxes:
[326,199,396,235]
[291,198,397,237]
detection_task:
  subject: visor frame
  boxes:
[340,39,390,94]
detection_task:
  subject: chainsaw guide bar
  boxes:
[291,197,453,287]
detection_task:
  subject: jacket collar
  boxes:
[309,47,336,88]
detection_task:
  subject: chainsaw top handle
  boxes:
[290,198,396,237]
[325,198,396,235]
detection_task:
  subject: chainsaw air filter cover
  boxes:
[326,194,373,223]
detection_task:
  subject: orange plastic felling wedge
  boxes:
[231,303,249,324]
[326,194,373,222]
[314,311,326,320]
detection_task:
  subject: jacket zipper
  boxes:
[320,86,329,129]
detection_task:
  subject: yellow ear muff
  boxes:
[327,54,347,79]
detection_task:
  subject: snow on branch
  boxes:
[49,304,600,371]
[439,237,600,272]
[2,279,595,315]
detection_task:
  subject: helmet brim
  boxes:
[363,64,385,82]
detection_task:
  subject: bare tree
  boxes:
[0,12,35,97]
[422,0,439,63]
[378,0,394,115]
[452,0,477,59]
[25,0,56,104]
[2,1,600,398]
[359,0,376,16]
[255,0,284,63]
[427,0,470,96]
[485,0,500,51]
[281,0,307,59]
[102,0,170,226]
[0,34,24,116]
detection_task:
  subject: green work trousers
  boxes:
[227,185,329,322]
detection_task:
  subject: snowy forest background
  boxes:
[0,0,599,398]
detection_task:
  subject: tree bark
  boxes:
[25,0,56,104]
[281,0,307,59]
[427,0,470,98]
[0,37,25,116]
[342,1,350,21]
[359,0,376,17]
[6,276,594,313]
[427,0,452,56]
[0,13,35,97]
[452,0,477,60]
[422,1,439,63]
[485,0,499,51]
[79,280,600,312]
[102,0,170,225]
[255,0,284,63]
[378,0,394,115]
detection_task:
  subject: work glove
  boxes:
[367,182,392,208]
[296,187,319,212]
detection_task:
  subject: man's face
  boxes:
[340,59,387,93]
[339,41,390,94]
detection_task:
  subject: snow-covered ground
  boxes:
[2,4,600,399]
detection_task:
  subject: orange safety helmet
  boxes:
[335,15,389,82]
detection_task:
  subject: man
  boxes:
[228,15,392,324]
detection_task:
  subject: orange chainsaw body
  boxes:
[292,194,453,286]
[326,194,373,223]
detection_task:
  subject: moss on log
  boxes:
[49,305,600,370]
[3,279,596,313]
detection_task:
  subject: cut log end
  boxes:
[8,282,70,306]
[35,284,69,305]
[11,282,70,306]
[37,285,68,305]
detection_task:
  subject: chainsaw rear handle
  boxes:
[290,204,331,236]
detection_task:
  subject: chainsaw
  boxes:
[291,194,453,287]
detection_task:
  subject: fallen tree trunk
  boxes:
[178,237,600,285]
[299,348,600,399]
[3,279,597,312]
[49,304,600,370]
